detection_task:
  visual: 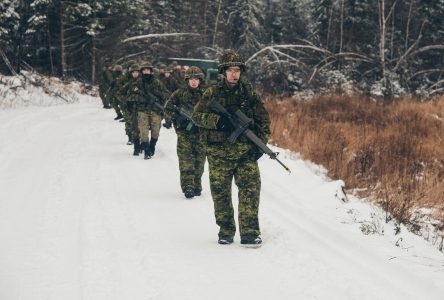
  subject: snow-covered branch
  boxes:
[122,33,201,43]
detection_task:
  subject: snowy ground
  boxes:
[0,93,443,300]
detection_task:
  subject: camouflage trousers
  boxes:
[131,109,139,139]
[121,108,132,138]
[176,132,206,193]
[99,88,110,107]
[207,148,261,238]
[137,111,161,143]
[109,95,122,116]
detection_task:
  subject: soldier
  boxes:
[121,64,142,153]
[99,60,113,109]
[162,66,180,129]
[136,61,168,159]
[165,66,206,199]
[193,50,270,246]
[171,61,185,85]
[162,66,180,94]
[109,65,124,120]
[118,63,138,145]
[158,63,167,79]
[111,64,132,144]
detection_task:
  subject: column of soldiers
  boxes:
[98,50,270,247]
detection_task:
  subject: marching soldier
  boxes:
[165,66,206,199]
[193,50,270,246]
[136,62,168,159]
[109,65,124,120]
[99,60,113,109]
[162,66,180,129]
[121,64,142,154]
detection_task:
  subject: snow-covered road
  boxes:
[0,97,443,300]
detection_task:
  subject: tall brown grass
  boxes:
[265,95,444,231]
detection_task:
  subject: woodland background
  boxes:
[1,0,444,97]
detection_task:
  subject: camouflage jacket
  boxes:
[166,86,203,133]
[99,68,113,93]
[112,72,129,106]
[193,79,270,160]
[122,75,168,114]
[161,76,180,95]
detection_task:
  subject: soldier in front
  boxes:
[193,50,270,247]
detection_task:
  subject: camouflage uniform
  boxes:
[136,62,168,158]
[99,61,113,108]
[114,66,133,143]
[121,64,142,153]
[161,66,180,129]
[165,66,206,198]
[170,61,185,85]
[161,67,180,94]
[193,51,270,243]
[109,65,124,119]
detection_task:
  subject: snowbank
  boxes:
[0,71,95,109]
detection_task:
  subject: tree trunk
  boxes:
[47,6,55,77]
[326,5,333,50]
[60,1,66,79]
[405,0,414,50]
[379,0,387,83]
[91,37,96,84]
[212,0,222,47]
[339,0,344,54]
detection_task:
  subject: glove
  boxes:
[216,115,233,131]
[249,148,264,162]
[163,120,172,129]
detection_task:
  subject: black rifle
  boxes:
[210,100,291,173]
[141,90,165,113]
[166,102,196,131]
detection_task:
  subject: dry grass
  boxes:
[265,94,444,228]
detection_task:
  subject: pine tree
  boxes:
[0,0,20,73]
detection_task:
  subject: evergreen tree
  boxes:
[0,0,20,73]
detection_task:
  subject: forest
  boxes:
[1,0,444,97]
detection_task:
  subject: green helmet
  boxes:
[113,64,123,72]
[218,50,246,73]
[165,66,173,73]
[125,60,136,70]
[171,61,178,67]
[159,63,167,70]
[185,66,204,80]
[140,61,153,71]
[128,64,140,72]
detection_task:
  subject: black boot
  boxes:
[133,138,140,156]
[184,187,195,199]
[143,142,151,159]
[140,141,146,155]
[114,113,123,120]
[126,133,133,145]
[149,138,158,156]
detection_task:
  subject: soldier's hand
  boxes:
[216,115,233,131]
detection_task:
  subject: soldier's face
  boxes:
[141,68,151,75]
[225,67,241,85]
[188,78,200,88]
[165,72,171,77]
[131,71,140,78]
